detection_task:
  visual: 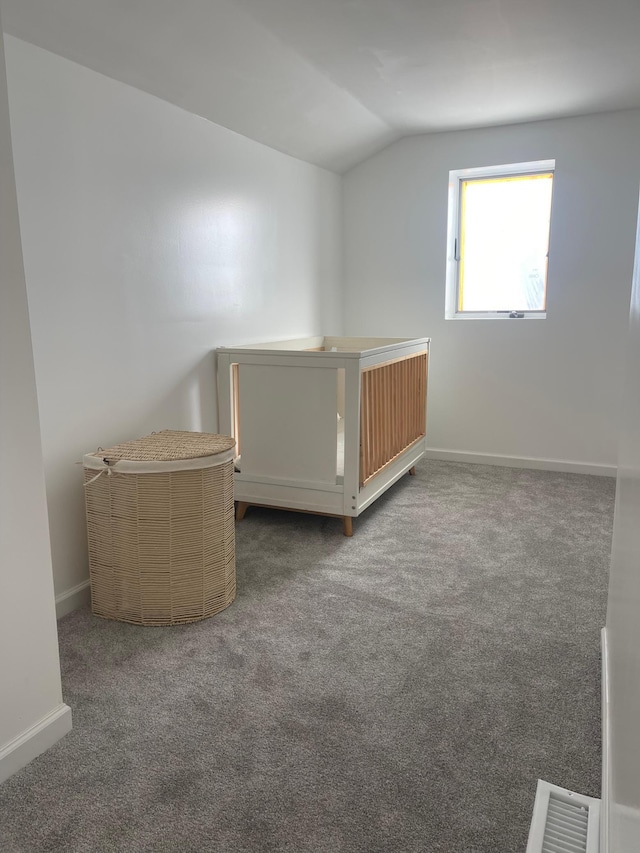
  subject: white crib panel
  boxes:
[341,358,361,516]
[238,363,338,485]
[233,480,344,515]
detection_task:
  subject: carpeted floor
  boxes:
[0,461,614,853]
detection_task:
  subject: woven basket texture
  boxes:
[89,429,235,462]
[84,432,236,626]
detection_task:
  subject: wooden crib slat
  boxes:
[420,353,427,436]
[412,356,417,440]
[382,366,388,470]
[368,370,372,481]
[360,371,370,485]
[390,364,396,459]
[375,367,382,474]
[377,366,383,475]
[392,361,398,458]
[411,355,417,441]
[366,369,372,481]
[375,369,379,473]
[403,358,408,449]
[376,367,382,475]
[418,356,423,435]
[383,365,390,467]
[382,367,388,470]
[408,357,414,449]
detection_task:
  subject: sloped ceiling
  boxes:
[2,0,640,172]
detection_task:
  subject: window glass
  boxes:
[458,172,553,313]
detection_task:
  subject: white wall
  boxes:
[0,18,70,782]
[4,36,342,606]
[343,111,640,472]
[604,191,640,850]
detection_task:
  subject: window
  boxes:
[445,160,555,319]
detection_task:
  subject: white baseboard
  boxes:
[601,627,610,853]
[55,579,91,619]
[424,448,616,477]
[0,703,72,784]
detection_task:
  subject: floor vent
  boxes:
[526,780,600,853]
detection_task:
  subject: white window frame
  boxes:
[445,159,555,320]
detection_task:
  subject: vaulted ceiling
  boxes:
[2,0,640,172]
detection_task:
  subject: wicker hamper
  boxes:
[83,430,236,626]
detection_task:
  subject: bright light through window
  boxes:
[446,160,555,319]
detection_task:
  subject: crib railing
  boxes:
[359,351,428,487]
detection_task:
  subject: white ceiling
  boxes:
[2,0,640,172]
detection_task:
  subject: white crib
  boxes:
[216,336,430,535]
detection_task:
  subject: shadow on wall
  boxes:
[139,352,219,437]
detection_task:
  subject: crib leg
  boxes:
[236,501,250,522]
[409,466,416,476]
[343,516,353,537]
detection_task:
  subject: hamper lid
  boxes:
[87,430,235,463]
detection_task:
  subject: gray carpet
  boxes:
[0,461,614,853]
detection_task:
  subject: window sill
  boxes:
[445,311,547,320]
